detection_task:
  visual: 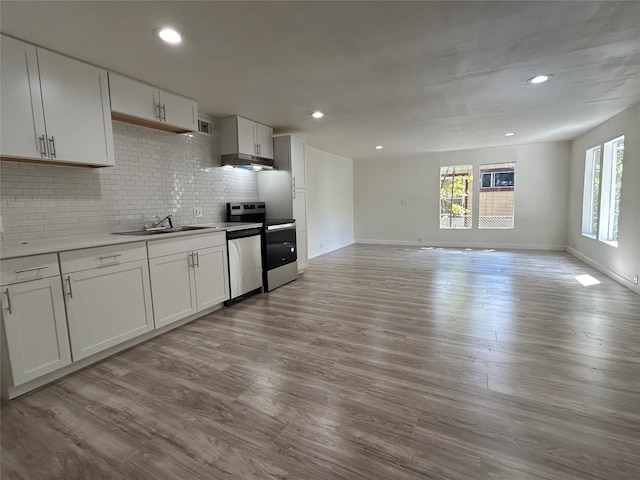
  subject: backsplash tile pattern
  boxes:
[0,120,258,242]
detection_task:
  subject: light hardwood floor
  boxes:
[2,245,639,479]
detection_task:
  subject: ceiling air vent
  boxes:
[197,118,212,136]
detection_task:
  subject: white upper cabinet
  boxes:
[109,72,197,133]
[255,122,274,160]
[37,49,115,166]
[0,35,115,167]
[0,37,46,160]
[273,135,306,188]
[220,116,274,159]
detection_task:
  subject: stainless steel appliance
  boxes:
[226,202,298,292]
[264,220,298,291]
[225,225,263,304]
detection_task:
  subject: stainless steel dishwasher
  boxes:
[225,226,263,304]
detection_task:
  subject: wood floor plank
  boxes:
[2,244,639,479]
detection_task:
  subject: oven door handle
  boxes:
[267,222,296,231]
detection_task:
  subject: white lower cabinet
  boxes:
[1,274,72,386]
[195,245,230,310]
[60,243,153,361]
[148,233,230,328]
[148,251,198,328]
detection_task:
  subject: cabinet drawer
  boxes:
[148,232,226,258]
[60,242,147,274]
[1,254,60,285]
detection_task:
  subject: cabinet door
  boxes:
[160,90,197,131]
[149,252,197,328]
[108,73,159,122]
[64,260,153,360]
[293,188,307,228]
[237,116,257,156]
[296,228,308,271]
[38,48,115,166]
[1,277,71,386]
[194,245,230,310]
[255,122,273,159]
[0,36,47,160]
[290,137,306,188]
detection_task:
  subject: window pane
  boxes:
[439,165,473,229]
[582,146,601,237]
[479,162,515,229]
[481,173,492,188]
[494,172,514,187]
[599,136,624,244]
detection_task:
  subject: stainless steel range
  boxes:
[226,202,298,292]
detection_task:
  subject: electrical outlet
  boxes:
[419,237,424,243]
[0,214,3,233]
[634,274,638,285]
[193,208,203,218]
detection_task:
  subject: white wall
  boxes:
[566,103,640,293]
[0,119,258,241]
[354,142,571,250]
[305,146,354,258]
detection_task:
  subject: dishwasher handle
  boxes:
[226,227,263,240]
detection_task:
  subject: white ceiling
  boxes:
[2,1,639,161]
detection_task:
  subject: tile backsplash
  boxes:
[0,119,258,242]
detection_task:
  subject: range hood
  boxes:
[221,153,274,170]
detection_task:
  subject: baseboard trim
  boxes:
[354,238,566,251]
[309,239,355,259]
[566,247,640,294]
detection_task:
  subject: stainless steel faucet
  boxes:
[148,214,173,229]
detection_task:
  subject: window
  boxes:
[440,165,472,229]
[581,136,624,246]
[581,146,601,238]
[479,162,515,229]
[599,136,624,245]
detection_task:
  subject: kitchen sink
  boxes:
[112,225,212,236]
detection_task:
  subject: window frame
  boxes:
[581,135,624,247]
[439,165,473,230]
[478,162,515,230]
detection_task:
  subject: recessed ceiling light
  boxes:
[311,111,324,119]
[375,145,383,150]
[527,74,552,84]
[504,132,515,137]
[155,27,182,45]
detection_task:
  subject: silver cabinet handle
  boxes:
[292,177,296,189]
[48,136,56,158]
[188,252,194,268]
[14,265,49,273]
[39,135,47,157]
[98,254,122,260]
[162,104,167,121]
[194,251,200,268]
[97,253,122,267]
[66,276,73,298]
[154,102,161,120]
[5,288,12,314]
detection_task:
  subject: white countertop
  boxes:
[0,222,262,259]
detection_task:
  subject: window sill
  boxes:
[600,239,619,248]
